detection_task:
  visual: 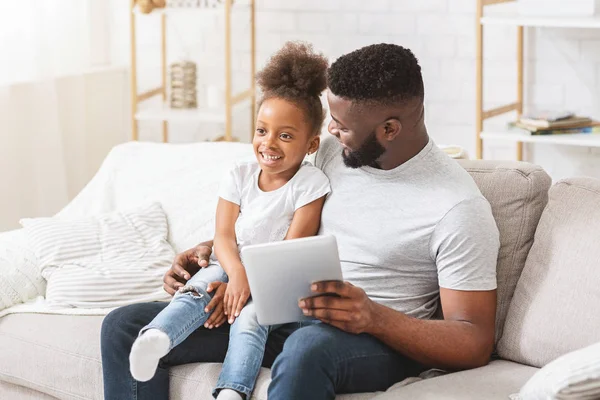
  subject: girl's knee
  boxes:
[232,303,261,330]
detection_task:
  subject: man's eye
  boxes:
[335,121,348,132]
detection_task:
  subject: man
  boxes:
[101,43,499,400]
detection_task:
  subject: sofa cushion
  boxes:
[0,313,379,399]
[369,360,538,400]
[498,178,600,367]
[0,380,58,400]
[0,313,104,399]
[458,160,551,344]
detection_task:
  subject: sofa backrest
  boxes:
[57,141,256,253]
[498,177,600,367]
[458,160,552,345]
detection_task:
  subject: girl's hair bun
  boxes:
[256,41,328,98]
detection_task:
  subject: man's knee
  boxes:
[101,306,136,360]
[101,303,160,352]
[275,324,335,369]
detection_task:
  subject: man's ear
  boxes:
[383,118,402,141]
[307,135,320,155]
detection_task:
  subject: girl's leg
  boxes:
[213,301,272,399]
[129,264,228,381]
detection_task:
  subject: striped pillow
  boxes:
[20,203,174,308]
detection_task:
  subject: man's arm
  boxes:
[300,282,496,370]
[369,287,496,369]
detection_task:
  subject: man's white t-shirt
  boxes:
[314,136,499,319]
[218,161,331,251]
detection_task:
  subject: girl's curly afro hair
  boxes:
[256,41,328,135]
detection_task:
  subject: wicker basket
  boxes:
[170,61,197,109]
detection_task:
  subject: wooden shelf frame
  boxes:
[476,0,525,160]
[129,0,256,143]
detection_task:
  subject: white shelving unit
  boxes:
[130,0,256,143]
[476,0,600,160]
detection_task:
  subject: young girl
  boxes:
[128,42,331,400]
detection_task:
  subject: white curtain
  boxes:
[0,0,128,231]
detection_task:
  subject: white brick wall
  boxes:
[122,0,600,181]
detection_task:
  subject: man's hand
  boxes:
[163,243,212,295]
[223,273,251,324]
[203,281,228,329]
[299,280,377,334]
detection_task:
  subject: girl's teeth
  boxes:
[263,153,281,161]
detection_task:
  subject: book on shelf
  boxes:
[508,121,600,135]
[518,115,592,129]
[520,110,575,125]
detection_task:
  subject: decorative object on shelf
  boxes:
[518,0,600,17]
[170,61,197,109]
[438,145,469,160]
[135,0,166,14]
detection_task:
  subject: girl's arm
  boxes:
[213,197,250,322]
[213,198,243,277]
[284,196,327,240]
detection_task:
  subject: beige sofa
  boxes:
[1,141,599,399]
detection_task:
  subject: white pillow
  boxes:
[511,342,600,400]
[20,203,174,308]
[0,229,46,311]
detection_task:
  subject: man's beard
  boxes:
[341,132,386,169]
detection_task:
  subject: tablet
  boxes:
[241,235,343,326]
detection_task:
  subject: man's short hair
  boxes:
[327,43,424,107]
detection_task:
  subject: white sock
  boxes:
[216,388,244,400]
[129,329,170,382]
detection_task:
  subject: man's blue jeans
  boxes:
[102,302,422,400]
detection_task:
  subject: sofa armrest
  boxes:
[0,229,46,310]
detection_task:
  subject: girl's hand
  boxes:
[203,281,228,329]
[224,274,251,323]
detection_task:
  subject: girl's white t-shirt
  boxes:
[218,161,331,251]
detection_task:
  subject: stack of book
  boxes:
[511,111,600,135]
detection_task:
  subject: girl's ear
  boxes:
[307,135,320,155]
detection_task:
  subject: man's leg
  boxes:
[101,302,292,400]
[101,302,232,400]
[268,323,422,400]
